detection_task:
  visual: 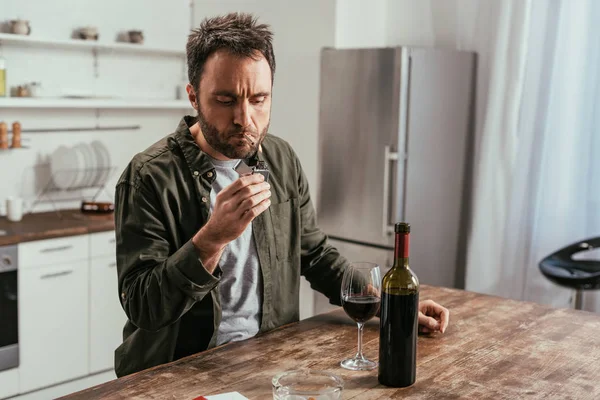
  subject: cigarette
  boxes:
[244,133,254,145]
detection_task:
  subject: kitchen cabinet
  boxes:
[19,235,88,269]
[0,368,19,399]
[89,231,116,258]
[18,260,89,392]
[89,231,124,373]
[89,255,126,373]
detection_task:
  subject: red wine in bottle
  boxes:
[378,222,420,387]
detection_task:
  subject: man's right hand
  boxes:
[192,173,271,272]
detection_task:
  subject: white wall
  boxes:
[335,0,387,48]
[193,0,336,206]
[0,0,191,215]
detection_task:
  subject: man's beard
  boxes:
[196,106,268,160]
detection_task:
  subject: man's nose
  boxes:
[233,100,252,128]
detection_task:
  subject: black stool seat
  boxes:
[539,237,600,290]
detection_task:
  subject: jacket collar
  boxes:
[173,116,215,177]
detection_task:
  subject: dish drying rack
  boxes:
[29,166,118,218]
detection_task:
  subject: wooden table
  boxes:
[62,286,600,399]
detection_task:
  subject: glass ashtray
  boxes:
[272,369,344,400]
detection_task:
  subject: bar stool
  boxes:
[538,237,600,310]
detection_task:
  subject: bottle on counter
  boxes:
[0,122,8,150]
[0,56,6,97]
[11,121,21,149]
[378,222,420,388]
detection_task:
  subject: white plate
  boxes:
[71,145,87,188]
[83,142,99,187]
[50,146,80,190]
[90,141,111,186]
[78,143,99,187]
[74,143,91,188]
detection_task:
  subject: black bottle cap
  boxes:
[395,222,410,233]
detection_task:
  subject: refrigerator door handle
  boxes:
[383,145,399,235]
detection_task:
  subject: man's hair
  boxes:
[186,12,276,91]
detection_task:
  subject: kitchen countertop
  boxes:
[0,209,115,246]
[60,285,600,399]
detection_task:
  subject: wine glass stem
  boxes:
[356,322,365,360]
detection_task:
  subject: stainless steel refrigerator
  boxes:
[314,47,476,314]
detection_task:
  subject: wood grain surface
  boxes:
[61,285,600,399]
[0,209,114,246]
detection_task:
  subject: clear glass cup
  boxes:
[272,370,344,400]
[340,262,382,371]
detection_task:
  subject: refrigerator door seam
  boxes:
[395,48,411,224]
[382,146,399,235]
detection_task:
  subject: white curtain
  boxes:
[465,0,600,310]
[387,0,600,310]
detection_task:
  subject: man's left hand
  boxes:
[418,299,449,334]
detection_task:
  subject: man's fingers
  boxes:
[418,312,440,331]
[364,283,381,297]
[439,307,450,333]
[221,173,265,199]
[418,300,450,334]
[241,197,271,223]
[238,189,271,215]
[235,182,270,204]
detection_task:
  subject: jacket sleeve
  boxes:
[294,153,348,306]
[115,180,220,332]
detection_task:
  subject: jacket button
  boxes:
[121,292,126,301]
[193,171,199,177]
[206,171,214,178]
[201,197,208,203]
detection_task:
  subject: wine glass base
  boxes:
[340,358,378,371]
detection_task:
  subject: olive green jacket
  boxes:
[114,116,347,377]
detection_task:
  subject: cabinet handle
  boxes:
[108,262,117,268]
[40,245,73,253]
[40,270,73,280]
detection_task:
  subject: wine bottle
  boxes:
[378,222,420,387]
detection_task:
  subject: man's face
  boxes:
[194,49,272,160]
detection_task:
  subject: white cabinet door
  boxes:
[90,256,126,373]
[19,261,89,393]
[89,231,116,259]
[0,368,19,399]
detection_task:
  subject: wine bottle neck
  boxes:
[393,257,410,269]
[393,232,410,269]
[394,232,409,256]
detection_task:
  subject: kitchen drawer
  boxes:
[90,230,116,258]
[19,235,89,269]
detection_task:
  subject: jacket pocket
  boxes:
[269,198,298,262]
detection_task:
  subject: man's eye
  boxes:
[216,97,234,105]
[251,97,266,104]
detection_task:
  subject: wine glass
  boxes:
[340,262,382,371]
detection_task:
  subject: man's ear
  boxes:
[186,83,197,109]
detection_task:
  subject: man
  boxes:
[114,12,449,377]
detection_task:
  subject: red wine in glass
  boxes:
[342,295,381,323]
[340,262,382,371]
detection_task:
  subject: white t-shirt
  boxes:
[208,157,263,346]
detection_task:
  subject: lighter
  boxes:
[233,159,270,183]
